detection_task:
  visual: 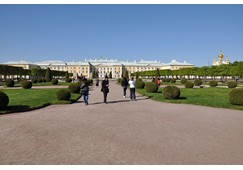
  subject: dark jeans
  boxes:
[83,94,89,104]
[122,86,127,96]
[130,88,136,100]
[103,92,108,103]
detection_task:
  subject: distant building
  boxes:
[2,58,195,78]
[213,50,230,66]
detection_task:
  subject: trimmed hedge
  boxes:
[181,78,187,84]
[68,83,81,93]
[37,78,42,83]
[145,82,158,93]
[209,80,218,87]
[56,89,71,101]
[229,88,243,106]
[42,78,46,83]
[227,81,237,88]
[0,91,9,109]
[21,80,32,89]
[170,79,176,83]
[32,79,37,84]
[66,78,72,83]
[163,86,180,100]
[87,79,93,86]
[194,79,202,86]
[77,81,83,87]
[135,80,145,89]
[51,79,58,85]
[165,78,171,83]
[5,79,14,87]
[185,81,194,88]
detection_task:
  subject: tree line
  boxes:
[131,61,243,81]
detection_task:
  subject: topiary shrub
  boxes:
[66,78,72,83]
[32,79,37,84]
[117,78,122,84]
[5,79,14,87]
[163,86,180,100]
[162,78,166,82]
[87,79,93,86]
[165,78,171,83]
[21,80,32,89]
[170,79,176,83]
[137,78,142,82]
[229,88,243,106]
[181,78,187,84]
[68,83,81,93]
[42,78,46,83]
[145,82,158,93]
[194,79,202,86]
[56,89,71,101]
[185,81,194,88]
[0,91,9,109]
[51,79,58,85]
[135,80,145,89]
[37,78,42,83]
[209,80,218,87]
[227,81,237,88]
[76,81,83,87]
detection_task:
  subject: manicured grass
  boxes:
[0,88,81,114]
[32,82,72,86]
[137,87,243,110]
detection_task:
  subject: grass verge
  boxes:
[0,88,81,114]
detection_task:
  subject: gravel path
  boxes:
[0,81,243,164]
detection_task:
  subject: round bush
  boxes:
[87,79,93,86]
[229,88,243,106]
[165,78,171,83]
[194,79,202,86]
[227,81,237,88]
[181,78,187,84]
[117,78,122,84]
[76,81,83,87]
[5,79,14,87]
[51,79,58,85]
[163,86,180,100]
[42,78,46,83]
[145,82,158,93]
[37,78,42,83]
[21,80,32,89]
[135,80,145,89]
[32,79,37,84]
[137,78,142,82]
[68,83,81,93]
[66,78,72,83]
[185,81,194,88]
[56,89,71,101]
[0,91,9,109]
[170,79,176,83]
[209,80,218,87]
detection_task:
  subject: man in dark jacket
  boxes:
[121,77,128,98]
[101,76,109,104]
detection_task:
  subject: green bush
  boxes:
[56,89,71,101]
[137,78,142,82]
[68,83,81,93]
[76,81,83,87]
[117,78,122,84]
[181,78,187,84]
[194,79,202,86]
[162,78,166,82]
[165,78,171,83]
[227,81,237,88]
[145,82,158,93]
[229,88,243,106]
[170,79,176,83]
[51,79,58,85]
[0,91,9,109]
[66,78,72,83]
[209,80,218,87]
[42,78,46,83]
[21,80,32,89]
[135,80,145,89]
[87,79,93,86]
[185,81,194,88]
[37,78,42,83]
[163,86,180,100]
[32,79,37,84]
[5,79,14,87]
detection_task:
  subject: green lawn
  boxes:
[136,87,243,110]
[0,81,71,87]
[0,88,81,114]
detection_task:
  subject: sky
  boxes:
[0,4,243,66]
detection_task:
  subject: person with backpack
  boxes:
[121,77,128,98]
[101,76,109,104]
[128,77,136,101]
[81,78,89,105]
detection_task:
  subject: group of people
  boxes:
[80,76,137,106]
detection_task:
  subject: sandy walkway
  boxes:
[0,81,243,164]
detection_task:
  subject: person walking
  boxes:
[121,77,128,98]
[96,78,99,86]
[81,78,89,105]
[129,77,136,101]
[101,76,109,104]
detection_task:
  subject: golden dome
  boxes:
[218,50,224,59]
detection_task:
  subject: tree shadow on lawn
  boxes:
[0,105,31,114]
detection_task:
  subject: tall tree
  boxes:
[109,71,112,78]
[125,70,129,80]
[45,68,52,82]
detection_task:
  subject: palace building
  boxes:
[3,58,194,78]
[213,50,230,66]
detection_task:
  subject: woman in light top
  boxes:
[128,77,136,101]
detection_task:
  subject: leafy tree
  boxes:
[109,71,112,78]
[45,68,52,82]
[125,70,129,80]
